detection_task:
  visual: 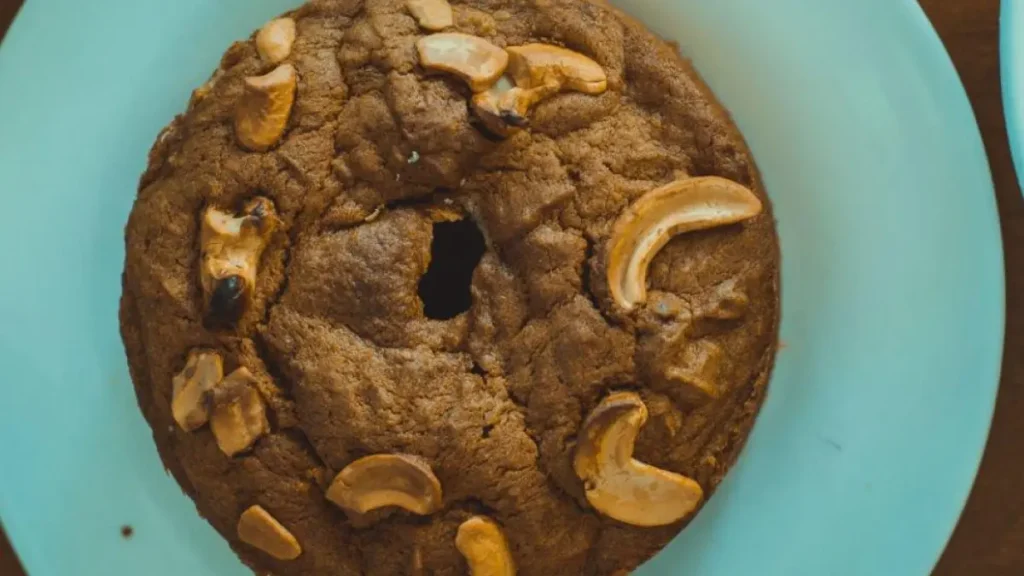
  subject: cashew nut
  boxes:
[496,43,606,118]
[507,44,607,93]
[171,349,224,432]
[209,367,270,457]
[256,17,297,65]
[416,33,509,92]
[234,63,297,151]
[237,505,302,560]
[606,176,763,311]
[456,516,516,576]
[200,197,280,329]
[573,392,704,526]
[326,454,443,515]
[407,0,453,31]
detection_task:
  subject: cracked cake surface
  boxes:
[119,0,781,574]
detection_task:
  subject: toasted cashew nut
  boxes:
[416,33,509,92]
[606,176,762,311]
[209,367,270,457]
[573,392,704,526]
[256,18,297,64]
[234,63,297,151]
[456,516,516,576]
[470,43,607,133]
[503,44,606,113]
[407,0,454,31]
[326,454,443,515]
[200,197,280,329]
[506,44,607,94]
[237,505,302,560]
[171,349,224,431]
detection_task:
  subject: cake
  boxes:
[120,0,780,573]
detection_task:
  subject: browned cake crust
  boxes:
[119,0,780,574]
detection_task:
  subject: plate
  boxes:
[1002,0,1024,188]
[0,0,1004,574]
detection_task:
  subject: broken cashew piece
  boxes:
[573,392,704,526]
[200,196,280,329]
[416,33,509,92]
[471,76,527,136]
[237,505,302,560]
[456,516,516,576]
[606,176,763,311]
[256,17,297,65]
[234,63,297,151]
[171,349,224,432]
[407,0,453,31]
[326,454,443,515]
[210,368,270,457]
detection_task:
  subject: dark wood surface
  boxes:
[923,0,1024,573]
[1,2,26,569]
[0,0,1022,574]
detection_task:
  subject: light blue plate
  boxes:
[0,0,1004,574]
[1003,0,1024,187]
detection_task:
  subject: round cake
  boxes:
[119,0,781,574]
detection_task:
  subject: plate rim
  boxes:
[1001,0,1024,191]
[906,0,1005,571]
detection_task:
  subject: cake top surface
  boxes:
[120,0,780,574]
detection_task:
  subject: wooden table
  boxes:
[1,0,1022,574]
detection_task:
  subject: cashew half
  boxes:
[326,454,443,515]
[200,197,280,329]
[256,17,297,65]
[456,516,516,576]
[234,63,297,151]
[237,505,302,560]
[573,392,703,526]
[416,33,509,92]
[210,368,270,457]
[407,0,453,31]
[606,176,763,311]
[171,349,224,432]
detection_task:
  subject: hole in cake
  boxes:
[419,218,486,320]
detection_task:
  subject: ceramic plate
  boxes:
[0,0,1004,574]
[1003,0,1024,188]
